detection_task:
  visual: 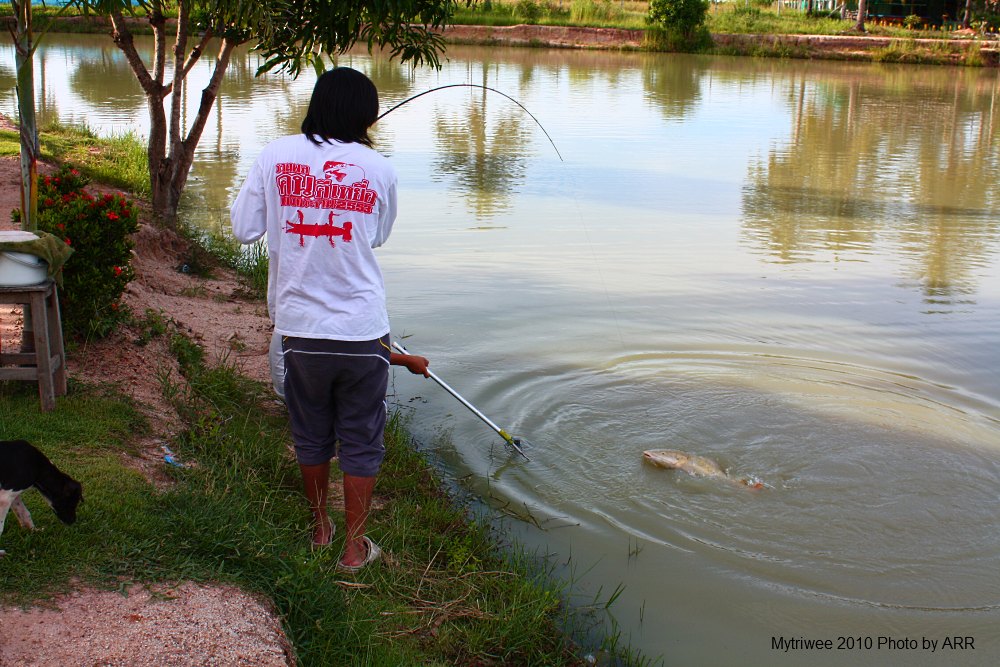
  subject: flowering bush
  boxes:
[13,165,140,339]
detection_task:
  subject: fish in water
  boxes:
[642,449,765,489]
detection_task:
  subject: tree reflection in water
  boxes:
[742,69,1000,305]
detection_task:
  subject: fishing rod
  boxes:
[392,340,530,460]
[377,83,563,162]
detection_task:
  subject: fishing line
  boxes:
[377,83,564,162]
[379,77,628,456]
[378,81,621,347]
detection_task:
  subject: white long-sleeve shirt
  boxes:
[231,135,398,341]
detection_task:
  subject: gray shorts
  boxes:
[281,335,391,476]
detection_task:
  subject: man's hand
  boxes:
[390,352,430,377]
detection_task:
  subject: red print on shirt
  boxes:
[274,161,378,213]
[285,210,353,247]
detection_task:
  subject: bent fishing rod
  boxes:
[392,341,530,460]
[380,83,555,460]
[377,83,563,162]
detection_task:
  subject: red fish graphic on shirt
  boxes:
[285,210,353,247]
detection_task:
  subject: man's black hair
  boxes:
[302,67,379,148]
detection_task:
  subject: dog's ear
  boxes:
[65,477,83,496]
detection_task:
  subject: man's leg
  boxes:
[341,473,377,566]
[300,461,333,546]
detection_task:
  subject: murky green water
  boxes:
[5,35,1000,665]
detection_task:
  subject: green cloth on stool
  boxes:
[0,231,75,285]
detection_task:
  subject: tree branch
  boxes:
[180,29,214,80]
[108,9,161,96]
[150,2,167,86]
[182,37,237,158]
[168,0,191,155]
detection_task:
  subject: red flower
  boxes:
[64,238,71,246]
[56,223,65,231]
[44,198,54,207]
[70,169,79,176]
[107,212,120,221]
[113,266,123,277]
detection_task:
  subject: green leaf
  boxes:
[311,54,326,78]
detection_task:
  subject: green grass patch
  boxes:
[454,0,650,29]
[0,118,149,197]
[163,223,269,299]
[704,4,966,39]
[707,5,851,36]
[1,334,644,664]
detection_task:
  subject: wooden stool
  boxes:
[0,280,67,411]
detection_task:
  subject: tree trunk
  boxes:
[13,1,38,233]
[962,0,973,29]
[854,0,868,31]
[106,1,239,227]
[12,1,39,352]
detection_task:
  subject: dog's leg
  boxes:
[12,495,35,530]
[0,491,12,556]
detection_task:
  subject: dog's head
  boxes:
[51,476,83,525]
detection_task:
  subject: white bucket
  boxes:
[0,231,49,286]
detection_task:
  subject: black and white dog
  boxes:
[0,439,83,556]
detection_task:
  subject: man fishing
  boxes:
[231,67,428,572]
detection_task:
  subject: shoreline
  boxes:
[10,14,998,66]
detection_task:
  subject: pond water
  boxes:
[4,34,1000,665]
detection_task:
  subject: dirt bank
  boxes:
[438,23,999,66]
[0,156,294,667]
[440,23,645,49]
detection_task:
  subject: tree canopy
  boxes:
[77,0,460,223]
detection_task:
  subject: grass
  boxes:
[0,119,150,197]
[1,318,649,664]
[0,109,645,659]
[707,4,852,36]
[454,0,651,29]
[165,225,269,298]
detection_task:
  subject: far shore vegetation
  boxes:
[0,124,658,664]
[455,0,1000,38]
[4,1,999,50]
